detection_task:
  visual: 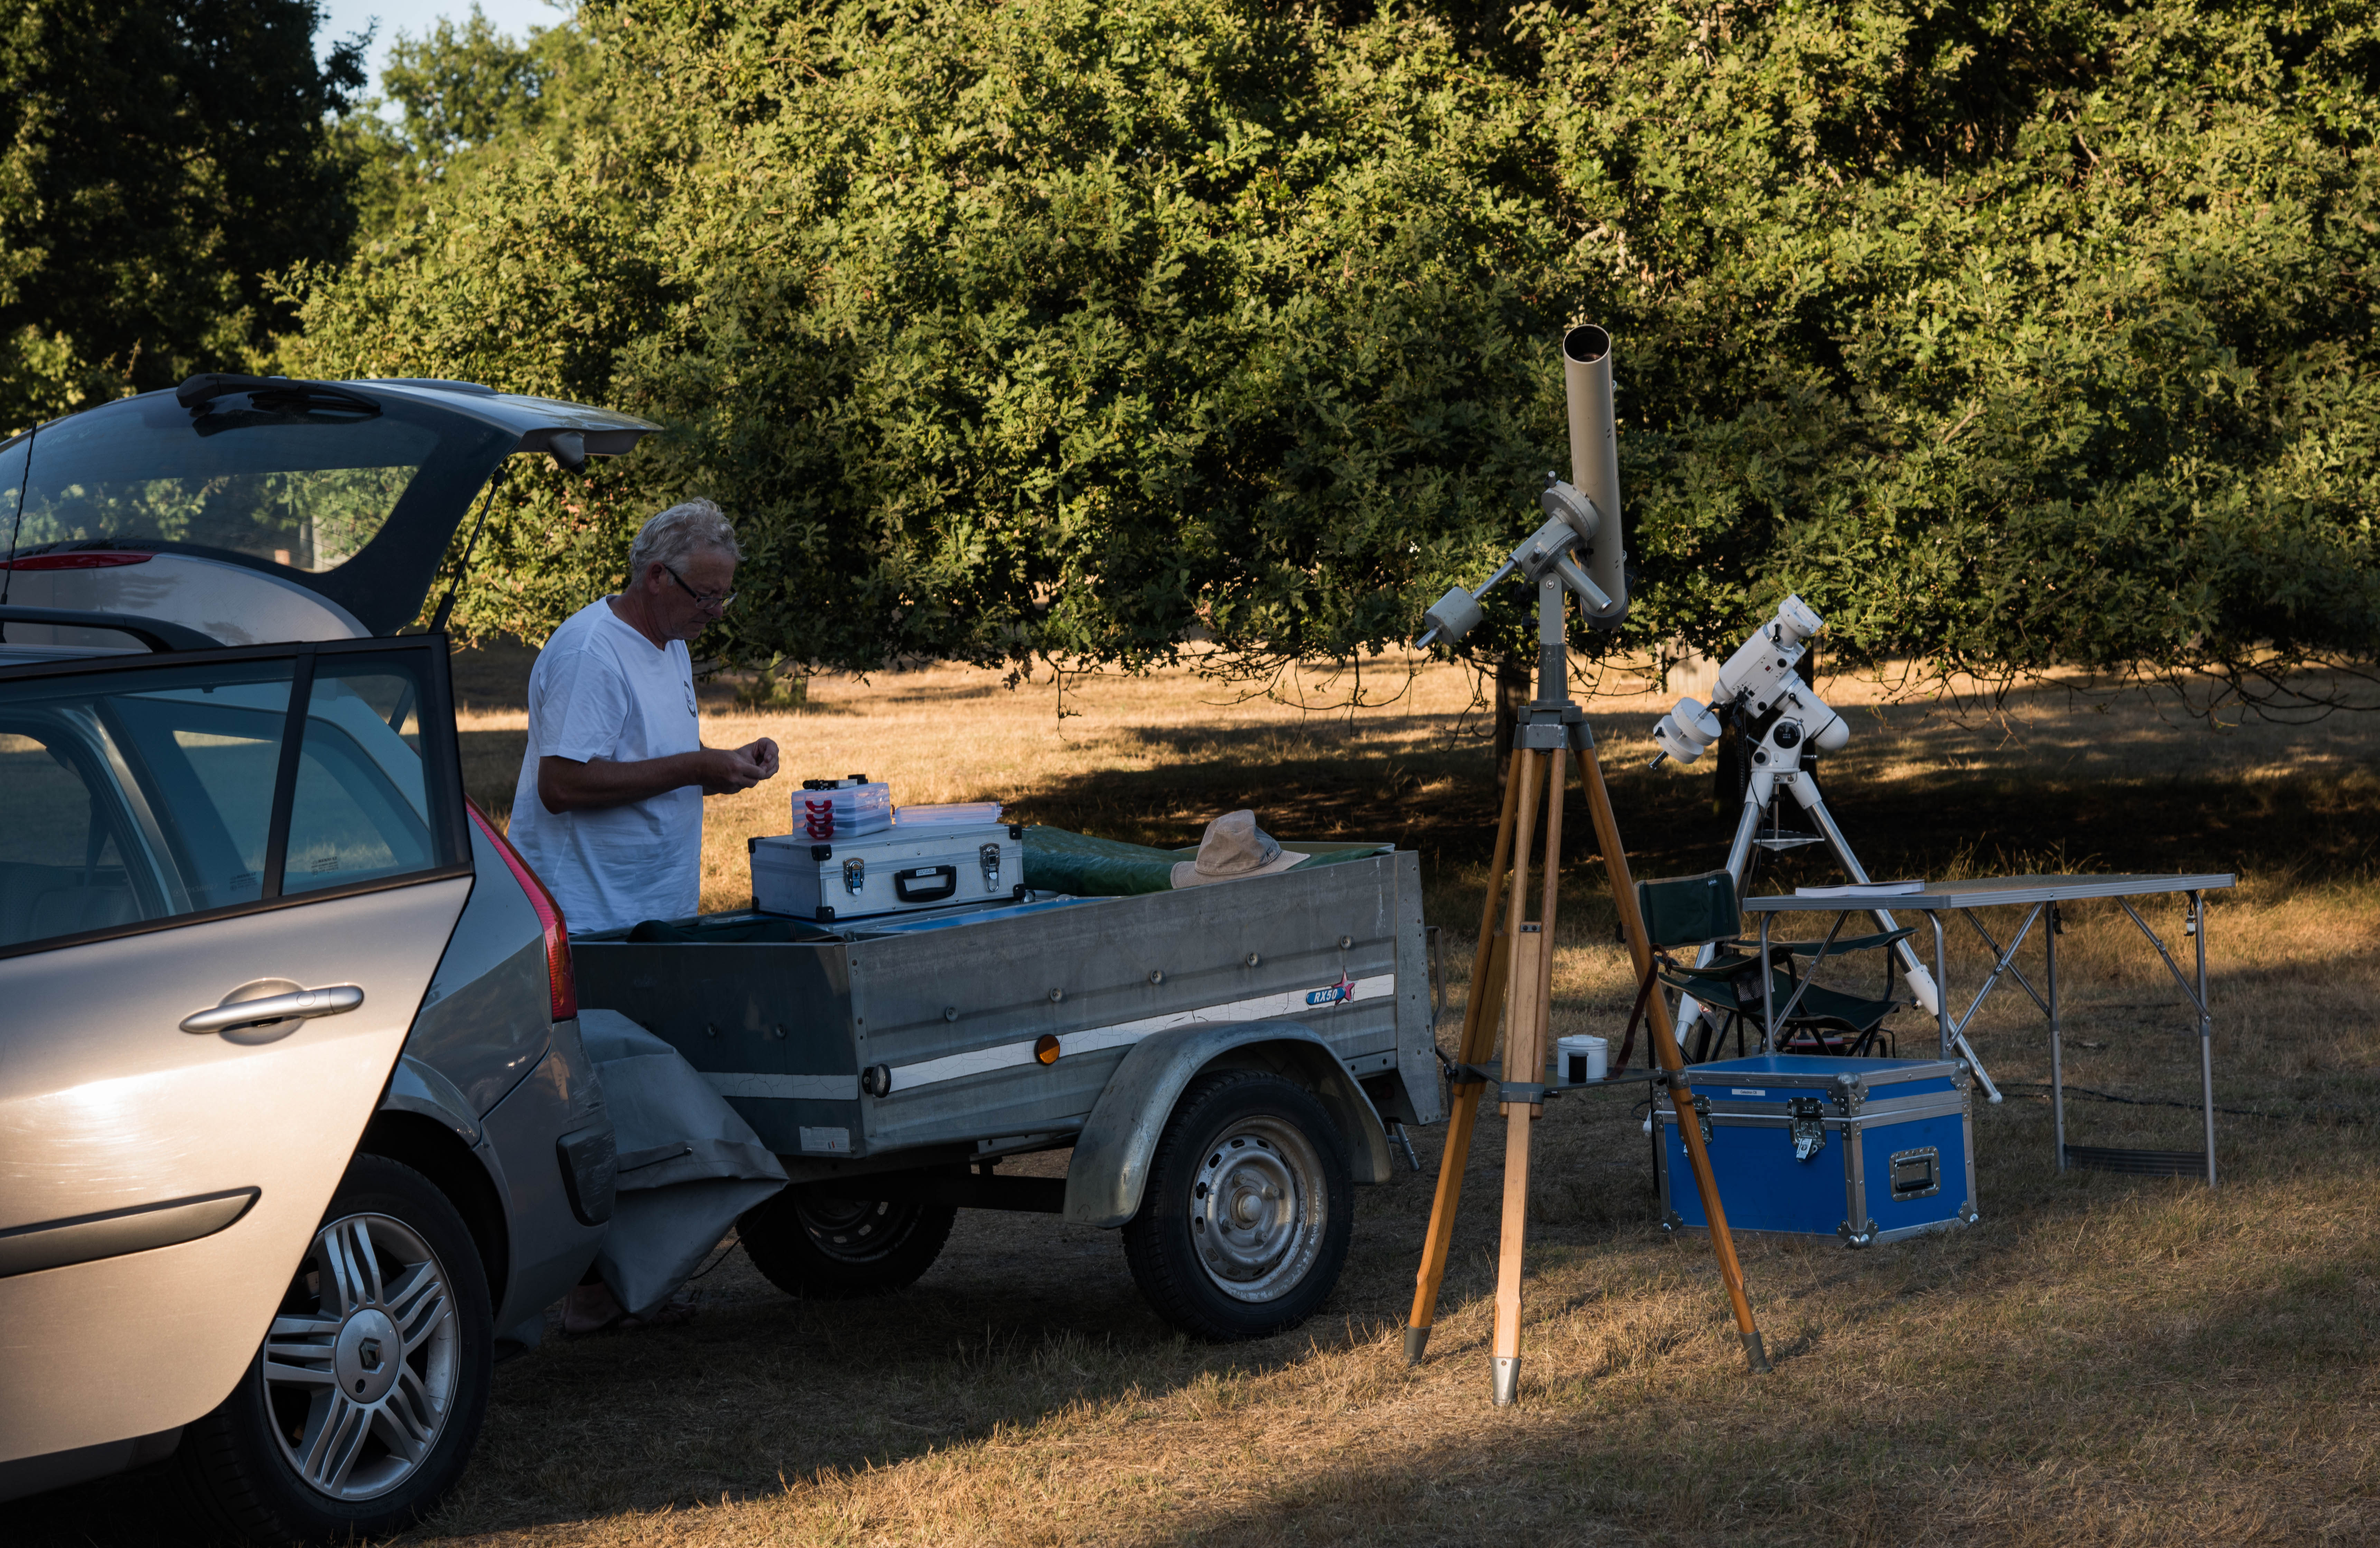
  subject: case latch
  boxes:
[979,842,1002,891]
[1788,1096,1827,1162]
[1691,1093,1713,1146]
[842,857,866,895]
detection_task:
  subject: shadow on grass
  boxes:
[1009,748,2380,920]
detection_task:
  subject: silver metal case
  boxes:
[751,823,1026,922]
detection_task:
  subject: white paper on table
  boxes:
[1792,880,1925,897]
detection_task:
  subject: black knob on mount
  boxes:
[1773,720,1803,749]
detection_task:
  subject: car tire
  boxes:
[173,1154,493,1546]
[1122,1069,1353,1342]
[737,1189,956,1299]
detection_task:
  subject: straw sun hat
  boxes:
[1170,810,1308,889]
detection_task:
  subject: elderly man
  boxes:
[508,498,781,936]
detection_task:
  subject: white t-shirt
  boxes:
[508,598,703,935]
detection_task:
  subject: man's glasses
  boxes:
[662,562,737,611]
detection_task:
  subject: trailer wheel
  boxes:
[736,1190,956,1299]
[1122,1069,1353,1342]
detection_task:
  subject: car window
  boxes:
[282,663,437,896]
[0,659,293,947]
[108,671,297,912]
[0,430,24,519]
[0,729,146,948]
[0,643,466,953]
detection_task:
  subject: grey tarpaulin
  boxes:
[579,1008,787,1317]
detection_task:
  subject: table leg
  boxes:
[2047,902,2065,1173]
[1929,911,1950,1060]
[1760,912,1775,1053]
[2196,890,2215,1188]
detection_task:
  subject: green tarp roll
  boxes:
[1022,825,1391,898]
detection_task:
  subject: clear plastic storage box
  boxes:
[796,778,892,839]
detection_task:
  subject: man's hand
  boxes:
[540,737,783,814]
[700,738,780,796]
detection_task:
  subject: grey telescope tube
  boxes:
[1563,324,1627,626]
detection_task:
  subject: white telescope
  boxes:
[1644,596,2008,1100]
[1649,595,1844,768]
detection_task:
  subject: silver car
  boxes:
[0,374,657,1541]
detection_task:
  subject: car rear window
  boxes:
[5,390,510,574]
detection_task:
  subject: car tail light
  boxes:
[467,802,577,1022]
[0,550,155,570]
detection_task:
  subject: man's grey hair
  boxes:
[627,498,741,584]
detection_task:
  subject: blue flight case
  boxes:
[1654,1054,1979,1247]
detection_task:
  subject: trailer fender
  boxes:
[1062,1020,1394,1228]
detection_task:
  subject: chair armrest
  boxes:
[1668,953,1763,981]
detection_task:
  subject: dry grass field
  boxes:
[19,648,2380,1546]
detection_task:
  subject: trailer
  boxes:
[571,847,1443,1340]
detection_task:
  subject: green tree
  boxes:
[0,0,370,430]
[342,4,610,249]
[282,0,2380,716]
[1523,0,2380,711]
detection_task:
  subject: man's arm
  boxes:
[539,737,780,814]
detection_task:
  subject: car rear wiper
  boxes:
[175,373,381,417]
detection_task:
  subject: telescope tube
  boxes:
[1563,325,1627,626]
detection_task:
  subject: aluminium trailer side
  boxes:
[571,849,1443,1339]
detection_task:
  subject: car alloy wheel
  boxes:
[262,1211,461,1501]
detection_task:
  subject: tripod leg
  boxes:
[1786,779,2005,1102]
[1490,750,1563,1406]
[1575,744,1772,1374]
[1723,771,1774,885]
[1407,752,1526,1363]
[1491,922,1546,1405]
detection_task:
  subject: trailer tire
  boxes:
[1123,1069,1352,1342]
[737,1190,956,1299]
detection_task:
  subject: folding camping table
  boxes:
[1742,875,2236,1187]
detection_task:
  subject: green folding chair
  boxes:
[1618,869,1912,1064]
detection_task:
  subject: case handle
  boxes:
[894,865,958,903]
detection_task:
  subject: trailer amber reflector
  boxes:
[1034,1034,1061,1065]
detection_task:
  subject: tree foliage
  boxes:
[283,0,2380,711]
[341,5,610,246]
[0,0,368,431]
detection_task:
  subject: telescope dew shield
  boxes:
[1563,324,1627,627]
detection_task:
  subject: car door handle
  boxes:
[180,985,365,1035]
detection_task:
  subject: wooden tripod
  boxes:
[1405,584,1771,1402]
